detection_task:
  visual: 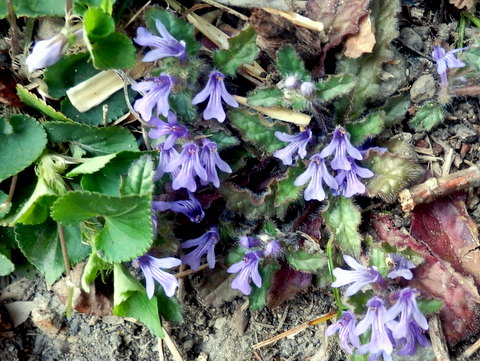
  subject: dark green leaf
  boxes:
[276,46,309,80]
[44,122,138,156]
[155,287,183,323]
[120,155,154,196]
[214,27,259,76]
[90,32,136,69]
[170,93,197,122]
[16,85,72,122]
[382,95,410,127]
[0,190,11,219]
[225,246,246,265]
[249,263,280,310]
[15,219,90,284]
[274,165,305,207]
[14,0,66,17]
[84,7,115,41]
[67,154,117,177]
[408,101,444,131]
[51,191,153,262]
[286,250,326,272]
[316,74,356,101]
[346,112,385,145]
[0,253,14,276]
[0,115,47,182]
[206,131,240,150]
[247,88,286,107]
[145,8,200,56]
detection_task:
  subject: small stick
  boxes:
[460,335,480,359]
[157,337,165,361]
[6,0,20,58]
[201,0,249,21]
[428,315,451,361]
[162,327,184,361]
[174,263,210,278]
[252,350,264,361]
[252,311,336,349]
[263,7,324,32]
[398,165,480,212]
[58,224,74,317]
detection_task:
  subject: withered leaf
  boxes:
[449,0,478,10]
[344,16,375,58]
[267,266,312,308]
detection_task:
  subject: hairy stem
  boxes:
[58,224,74,316]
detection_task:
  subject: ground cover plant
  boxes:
[2,0,480,360]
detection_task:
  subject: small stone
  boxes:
[452,124,478,142]
[400,28,423,51]
[410,74,436,103]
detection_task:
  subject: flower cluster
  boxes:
[275,126,374,201]
[326,254,430,360]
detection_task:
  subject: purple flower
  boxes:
[200,139,232,187]
[148,111,189,149]
[264,240,282,256]
[300,81,316,97]
[26,33,68,72]
[152,191,204,223]
[181,227,220,270]
[192,71,238,122]
[355,296,394,360]
[386,288,428,342]
[133,254,181,298]
[154,143,179,181]
[387,254,416,280]
[319,127,363,171]
[227,250,263,295]
[334,159,374,198]
[134,20,187,63]
[325,311,360,354]
[331,255,384,297]
[396,322,430,356]
[432,45,467,84]
[132,73,176,121]
[273,127,312,165]
[239,236,261,249]
[163,143,208,192]
[294,154,338,201]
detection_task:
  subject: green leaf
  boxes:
[316,74,356,102]
[66,154,118,177]
[16,85,72,122]
[12,177,56,225]
[276,46,309,80]
[81,151,146,195]
[464,47,480,72]
[15,219,90,284]
[368,244,389,278]
[120,156,154,196]
[145,8,200,56]
[408,101,444,131]
[214,27,260,76]
[323,197,361,258]
[346,112,385,145]
[170,93,197,123]
[51,191,153,262]
[206,131,240,150]
[0,253,14,276]
[155,287,183,323]
[0,190,10,219]
[286,250,326,272]
[249,263,280,310]
[44,122,138,156]
[90,32,136,69]
[247,88,286,108]
[274,165,305,207]
[364,152,423,203]
[44,53,91,98]
[228,108,289,154]
[84,7,115,41]
[113,264,164,337]
[14,0,66,17]
[225,246,246,265]
[81,251,110,292]
[382,95,410,127]
[418,298,443,315]
[0,115,47,183]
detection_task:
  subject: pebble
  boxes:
[452,124,478,142]
[410,74,436,103]
[400,28,423,51]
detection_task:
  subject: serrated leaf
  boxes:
[44,122,138,156]
[214,27,259,76]
[84,7,115,41]
[67,153,118,177]
[228,108,289,154]
[274,165,305,206]
[409,101,444,131]
[170,93,197,122]
[120,156,154,196]
[286,250,326,272]
[346,112,385,145]
[323,197,361,257]
[364,152,423,203]
[15,219,90,284]
[52,191,153,262]
[206,131,240,150]
[249,263,280,310]
[247,88,286,108]
[316,74,356,101]
[0,253,14,276]
[13,178,56,225]
[14,0,65,17]
[276,46,309,80]
[0,115,47,183]
[90,32,136,69]
[145,8,200,56]
[113,263,164,337]
[382,95,410,127]
[16,85,72,122]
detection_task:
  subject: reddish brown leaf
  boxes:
[411,193,480,285]
[0,68,23,108]
[372,213,480,345]
[267,266,311,308]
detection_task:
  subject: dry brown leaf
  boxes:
[344,16,375,58]
[449,0,478,10]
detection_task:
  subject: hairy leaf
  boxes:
[287,250,326,272]
[274,165,305,207]
[247,88,286,108]
[346,111,385,145]
[268,266,312,308]
[16,85,72,122]
[276,46,310,80]
[316,74,356,101]
[408,101,444,131]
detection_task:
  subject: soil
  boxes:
[2,1,480,361]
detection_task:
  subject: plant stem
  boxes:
[458,13,466,48]
[58,223,74,316]
[6,0,20,57]
[326,237,343,312]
